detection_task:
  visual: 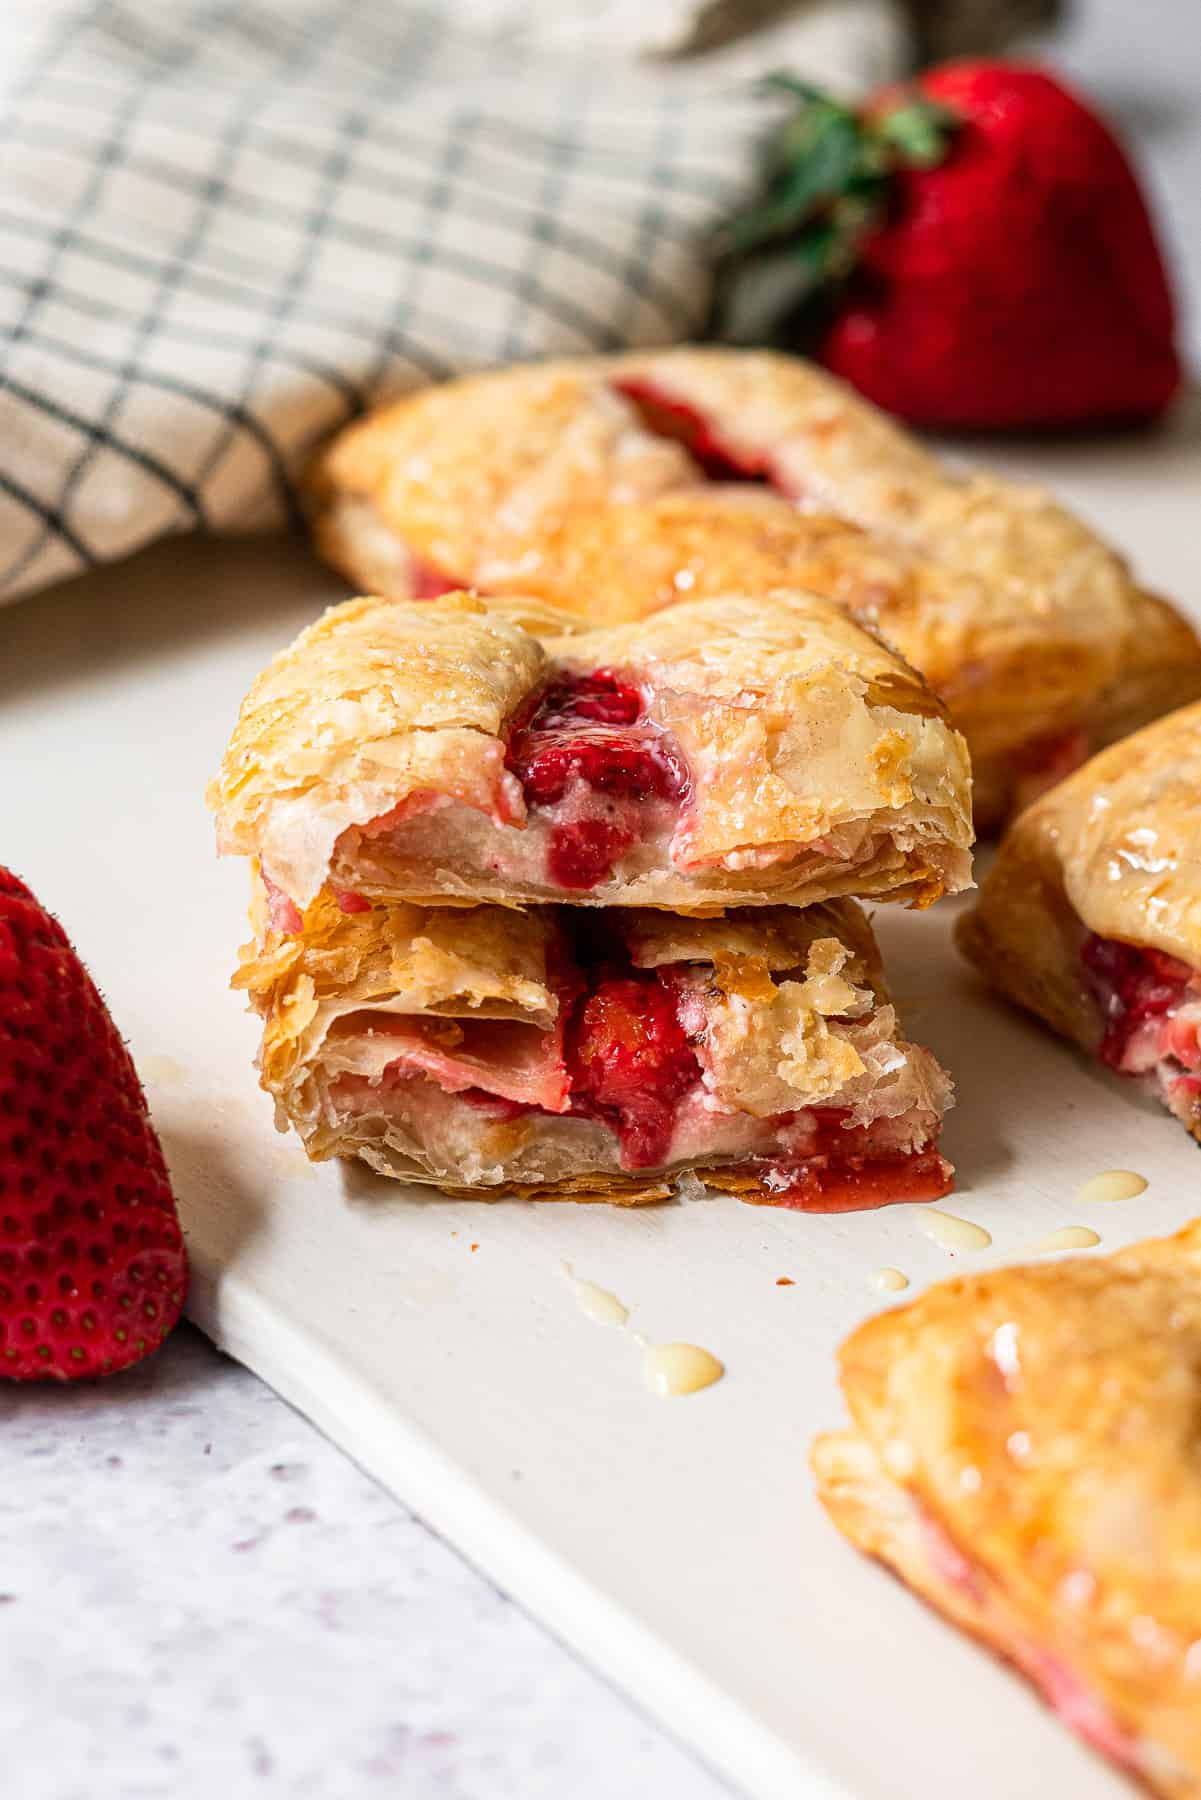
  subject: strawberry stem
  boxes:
[710,76,959,346]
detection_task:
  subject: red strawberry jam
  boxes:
[517,735,683,807]
[759,1146,954,1212]
[566,975,700,1167]
[505,671,688,891]
[547,819,632,890]
[612,377,783,487]
[755,1109,953,1212]
[332,886,373,915]
[524,670,642,730]
[1081,933,1198,1070]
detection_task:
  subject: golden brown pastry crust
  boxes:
[622,891,883,984]
[208,587,973,913]
[430,1172,674,1206]
[308,360,694,586]
[958,700,1201,1085]
[307,349,1201,828]
[238,890,951,1202]
[814,1218,1201,1799]
[311,346,1114,593]
[235,885,562,1041]
[1086,590,1201,759]
[207,591,544,905]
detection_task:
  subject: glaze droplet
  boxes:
[871,1267,909,1293]
[642,1342,724,1398]
[1077,1169,1147,1205]
[1033,1225,1101,1255]
[562,1263,629,1328]
[914,1208,992,1252]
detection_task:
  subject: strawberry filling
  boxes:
[913,1507,1141,1773]
[1082,934,1201,1067]
[504,670,689,890]
[332,886,372,915]
[409,555,461,598]
[1081,932,1201,1122]
[335,1012,572,1113]
[1017,1647,1140,1769]
[756,1133,954,1212]
[612,377,790,490]
[565,974,701,1167]
[263,872,304,935]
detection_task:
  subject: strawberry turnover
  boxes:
[816,1214,1201,1797]
[210,583,968,1210]
[959,701,1201,1143]
[305,349,1201,831]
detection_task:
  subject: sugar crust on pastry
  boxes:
[236,886,953,1207]
[306,348,1201,828]
[814,1216,1201,1799]
[957,699,1201,1142]
[208,588,973,915]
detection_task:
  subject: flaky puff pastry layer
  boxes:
[814,1218,1201,1799]
[208,588,972,914]
[236,887,950,1202]
[958,699,1201,1071]
[307,348,1201,827]
[409,487,1154,815]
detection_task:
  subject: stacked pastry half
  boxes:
[208,585,972,1207]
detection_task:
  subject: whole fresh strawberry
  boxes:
[0,868,187,1379]
[714,62,1180,430]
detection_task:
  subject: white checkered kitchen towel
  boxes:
[0,0,907,603]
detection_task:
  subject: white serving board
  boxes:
[2,395,1199,1800]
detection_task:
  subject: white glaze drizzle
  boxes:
[1032,1225,1101,1254]
[561,1262,629,1327]
[871,1267,909,1293]
[1077,1170,1148,1205]
[641,1342,724,1398]
[914,1208,992,1252]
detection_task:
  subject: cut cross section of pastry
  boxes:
[814,1218,1201,1798]
[235,885,954,1208]
[207,588,972,916]
[306,347,1201,831]
[957,700,1201,1144]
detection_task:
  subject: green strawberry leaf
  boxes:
[710,74,961,346]
[876,98,959,168]
[724,102,864,254]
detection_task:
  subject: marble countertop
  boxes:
[8,1326,732,1800]
[5,5,1200,1796]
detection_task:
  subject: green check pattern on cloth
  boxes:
[0,0,903,602]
